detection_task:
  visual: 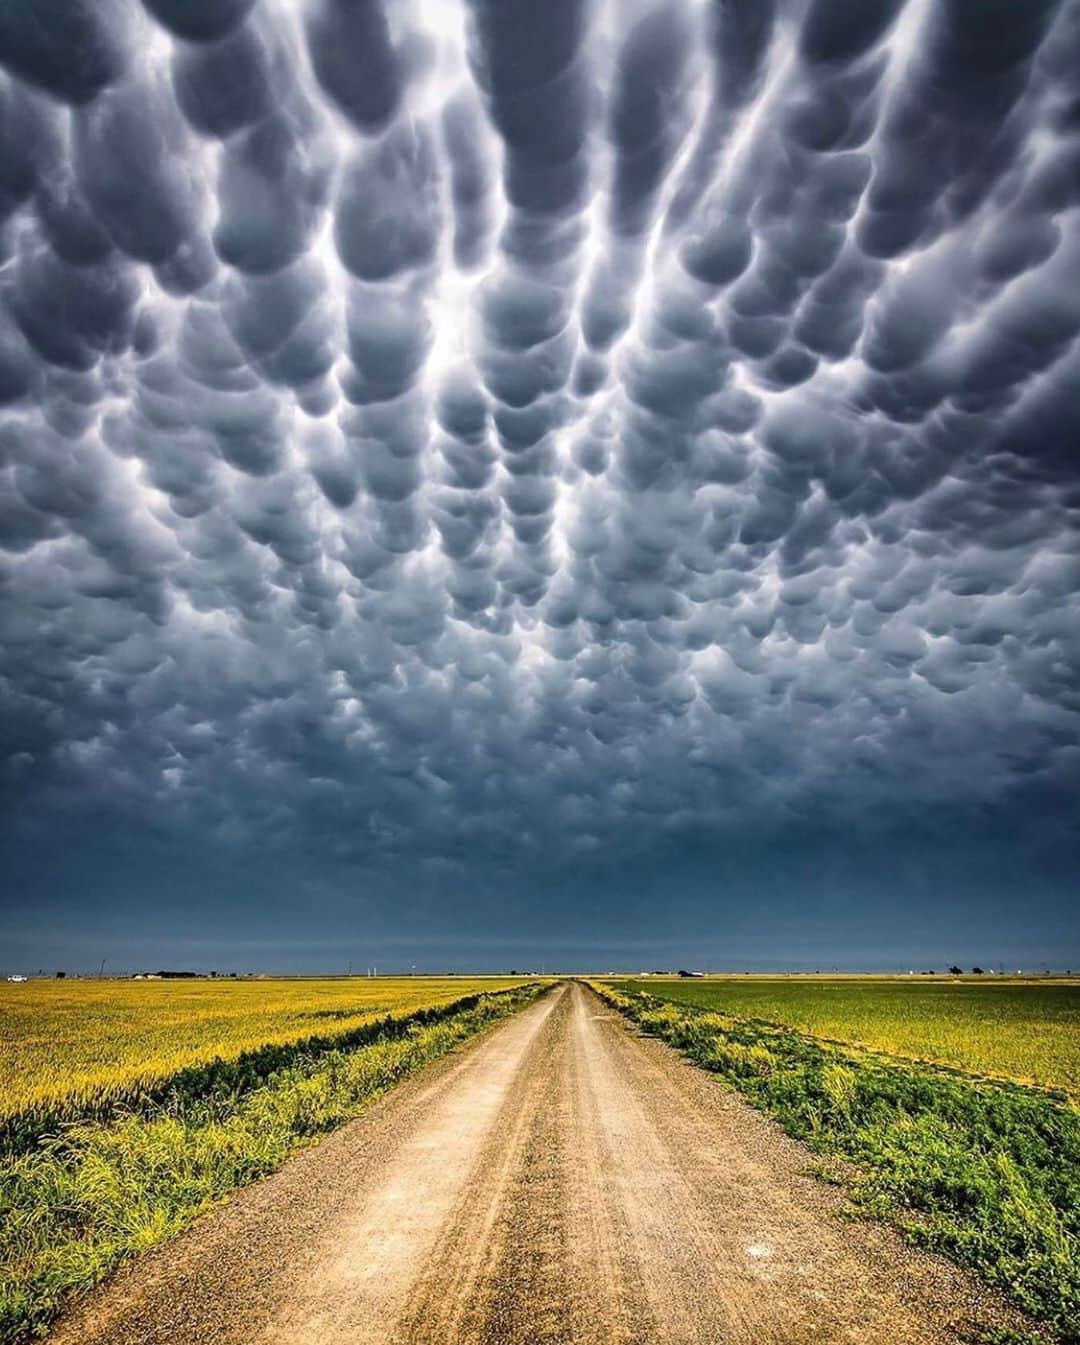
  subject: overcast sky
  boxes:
[1,0,1078,974]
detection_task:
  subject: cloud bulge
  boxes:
[1,0,1078,970]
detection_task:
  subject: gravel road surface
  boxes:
[50,982,1035,1344]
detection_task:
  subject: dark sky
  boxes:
[1,0,1078,974]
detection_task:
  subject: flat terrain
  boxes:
[51,982,1035,1345]
[614,976,1080,1095]
[0,976,527,1126]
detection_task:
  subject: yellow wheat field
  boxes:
[0,976,528,1129]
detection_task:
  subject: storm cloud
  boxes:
[1,0,1078,968]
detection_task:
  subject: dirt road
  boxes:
[52,982,1033,1345]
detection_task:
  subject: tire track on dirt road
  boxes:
[50,982,1037,1345]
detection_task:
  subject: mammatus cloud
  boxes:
[0,0,1078,896]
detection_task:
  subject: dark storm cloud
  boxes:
[0,1,131,106]
[305,0,402,135]
[172,24,274,140]
[608,4,694,237]
[335,123,441,281]
[0,0,1078,959]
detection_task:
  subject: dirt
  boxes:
[49,982,1038,1344]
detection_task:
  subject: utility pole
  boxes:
[99,957,107,979]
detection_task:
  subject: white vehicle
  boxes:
[7,974,27,983]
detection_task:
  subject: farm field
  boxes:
[0,978,542,1343]
[611,977,1080,1097]
[597,981,1079,1339]
[0,976,529,1136]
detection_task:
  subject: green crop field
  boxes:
[611,977,1080,1098]
[0,977,541,1344]
[597,980,1079,1340]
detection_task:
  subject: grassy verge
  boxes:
[0,984,542,1343]
[591,983,1079,1343]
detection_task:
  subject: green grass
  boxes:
[0,983,542,1344]
[611,978,1080,1098]
[595,983,1079,1343]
